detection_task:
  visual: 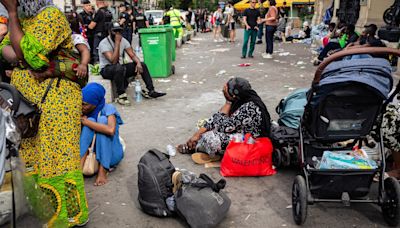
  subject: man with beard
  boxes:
[98,23,166,105]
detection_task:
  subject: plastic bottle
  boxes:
[166,144,176,157]
[135,79,142,103]
[312,156,320,169]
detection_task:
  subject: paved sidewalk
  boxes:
[84,29,393,228]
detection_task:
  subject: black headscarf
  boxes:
[227,77,271,137]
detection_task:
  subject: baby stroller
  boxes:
[292,47,400,226]
[272,88,308,168]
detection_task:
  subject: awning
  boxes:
[234,0,292,12]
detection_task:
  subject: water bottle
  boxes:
[166,144,176,157]
[135,46,140,54]
[312,156,320,169]
[135,79,142,103]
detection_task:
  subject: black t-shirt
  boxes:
[134,13,147,29]
[93,7,112,33]
[243,8,260,29]
[119,12,130,28]
[304,27,311,38]
[79,11,94,36]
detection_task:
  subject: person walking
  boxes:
[262,0,278,59]
[0,0,89,226]
[118,3,132,44]
[241,0,261,58]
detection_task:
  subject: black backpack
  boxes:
[137,149,175,217]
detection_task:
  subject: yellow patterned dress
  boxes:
[0,7,88,227]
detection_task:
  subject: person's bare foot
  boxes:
[94,166,108,186]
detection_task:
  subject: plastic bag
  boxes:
[220,133,276,177]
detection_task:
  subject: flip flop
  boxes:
[172,171,182,193]
[191,152,221,165]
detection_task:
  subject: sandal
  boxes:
[172,171,182,193]
[177,144,195,154]
[191,152,221,165]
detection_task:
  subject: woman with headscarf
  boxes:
[178,77,271,163]
[0,0,88,226]
[80,83,124,186]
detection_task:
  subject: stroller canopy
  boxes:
[320,58,393,99]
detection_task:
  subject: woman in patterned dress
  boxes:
[178,77,271,159]
[0,0,89,226]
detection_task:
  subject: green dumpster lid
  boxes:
[139,27,169,33]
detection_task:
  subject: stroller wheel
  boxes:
[273,149,282,168]
[282,147,291,167]
[382,177,400,227]
[292,175,307,225]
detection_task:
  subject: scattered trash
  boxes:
[183,74,188,79]
[238,63,252,67]
[282,224,287,227]
[197,61,203,64]
[284,85,290,88]
[286,205,293,209]
[180,66,185,69]
[289,53,296,56]
[300,66,306,69]
[264,75,269,78]
[216,70,227,76]
[166,145,176,156]
[166,126,175,129]
[209,48,230,52]
[199,81,204,84]
[278,52,290,56]
[296,61,305,65]
[274,60,280,62]
[245,214,251,221]
[106,202,110,205]
[100,212,105,215]
[182,80,189,83]
[300,74,304,78]
[191,81,197,84]
[157,79,171,83]
[121,203,127,206]
[258,62,264,65]
[288,87,296,91]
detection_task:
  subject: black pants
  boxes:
[100,62,154,96]
[265,25,277,54]
[93,34,106,63]
[318,42,341,61]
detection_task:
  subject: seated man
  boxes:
[177,77,272,163]
[80,83,124,186]
[347,24,385,49]
[99,23,166,105]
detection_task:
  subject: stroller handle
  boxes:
[314,47,400,84]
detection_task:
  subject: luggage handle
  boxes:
[148,149,170,161]
[0,83,21,114]
[313,47,400,85]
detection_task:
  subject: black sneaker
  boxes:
[148,90,166,98]
[256,40,262,44]
[240,56,246,59]
[248,55,254,58]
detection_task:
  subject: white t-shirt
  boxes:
[72,34,90,54]
[224,7,234,23]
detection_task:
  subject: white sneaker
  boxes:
[214,39,218,42]
[263,53,273,59]
[218,39,224,42]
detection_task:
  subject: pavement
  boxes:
[83,29,396,228]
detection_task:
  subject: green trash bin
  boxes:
[151,25,176,62]
[139,27,172,78]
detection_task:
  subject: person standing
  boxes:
[241,0,261,59]
[88,0,113,63]
[262,0,278,59]
[0,0,89,226]
[213,7,223,42]
[79,0,94,60]
[225,2,236,42]
[256,0,266,44]
[118,4,132,44]
[133,7,148,50]
[165,5,184,38]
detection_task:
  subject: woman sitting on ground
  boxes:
[178,77,271,163]
[81,83,124,186]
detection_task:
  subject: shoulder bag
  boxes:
[82,134,99,176]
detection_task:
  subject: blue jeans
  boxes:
[80,116,124,170]
[265,25,277,54]
[257,24,264,40]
